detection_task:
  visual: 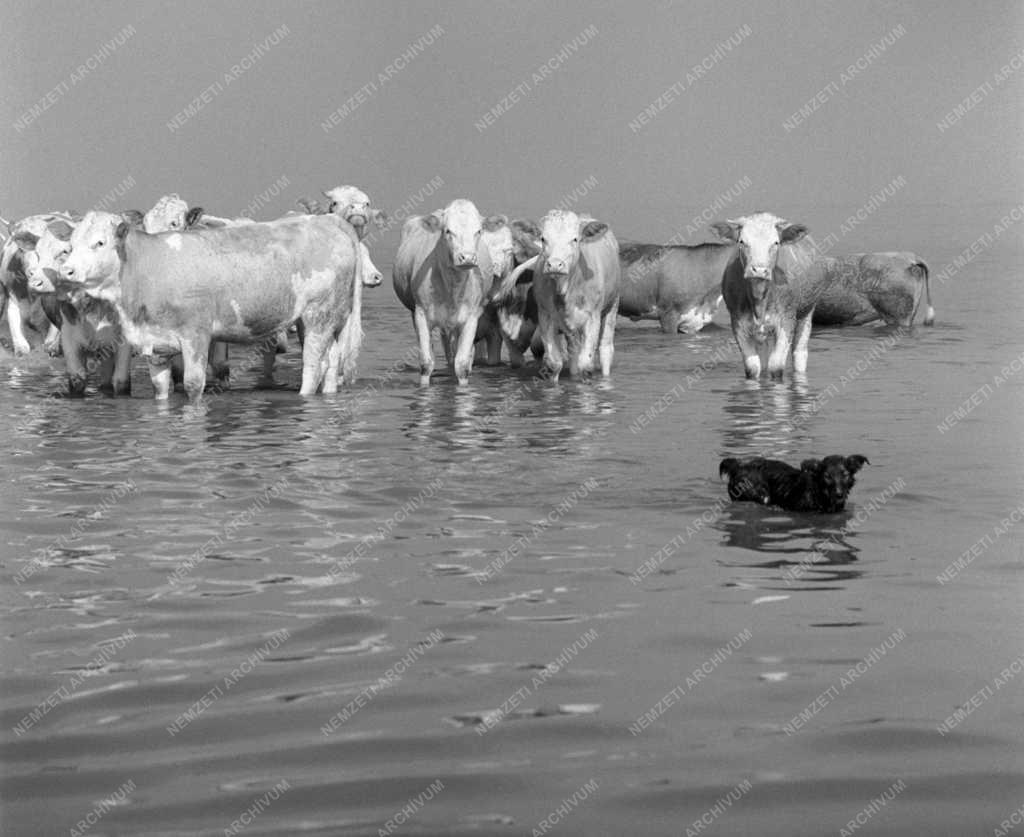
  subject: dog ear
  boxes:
[845,455,869,474]
[800,458,821,472]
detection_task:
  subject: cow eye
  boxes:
[93,240,105,249]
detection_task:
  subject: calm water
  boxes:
[2,240,1022,837]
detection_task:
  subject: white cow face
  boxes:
[14,220,74,293]
[61,211,128,299]
[143,194,189,233]
[323,185,388,239]
[712,213,807,282]
[438,199,484,269]
[536,210,609,276]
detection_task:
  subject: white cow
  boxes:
[393,199,499,385]
[496,210,620,381]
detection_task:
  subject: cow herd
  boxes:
[0,185,936,402]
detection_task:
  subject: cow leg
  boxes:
[209,342,230,386]
[179,337,211,403]
[148,355,174,400]
[732,322,761,379]
[506,339,526,369]
[453,318,478,385]
[94,350,116,395]
[598,302,618,377]
[413,308,434,385]
[299,326,332,395]
[59,326,87,396]
[792,311,814,375]
[538,313,563,382]
[767,319,795,380]
[258,347,277,388]
[6,296,32,356]
[658,308,680,334]
[322,339,341,395]
[43,322,62,356]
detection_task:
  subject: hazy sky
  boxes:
[3,0,1022,256]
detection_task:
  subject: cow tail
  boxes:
[336,237,364,386]
[916,261,935,326]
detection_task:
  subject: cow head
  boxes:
[480,215,515,282]
[420,199,486,270]
[61,211,129,301]
[143,194,189,233]
[13,219,75,293]
[712,212,808,315]
[323,185,388,238]
[535,210,609,276]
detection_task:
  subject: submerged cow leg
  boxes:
[452,318,478,386]
[598,302,618,376]
[767,320,795,380]
[413,308,434,385]
[259,347,277,388]
[179,336,211,403]
[148,355,174,400]
[733,322,762,379]
[298,325,333,395]
[95,350,117,395]
[6,297,32,356]
[658,308,680,334]
[538,313,564,382]
[792,312,814,374]
[61,328,88,397]
[209,342,230,385]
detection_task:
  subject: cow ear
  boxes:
[779,223,808,243]
[511,219,542,257]
[710,221,740,242]
[580,220,608,240]
[115,221,131,241]
[296,197,315,214]
[370,208,389,228]
[800,458,821,472]
[420,214,443,232]
[120,209,144,227]
[185,207,204,228]
[47,220,74,241]
[845,455,869,474]
[482,214,509,233]
[13,231,39,252]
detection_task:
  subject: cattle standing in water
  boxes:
[392,199,498,385]
[496,210,620,382]
[713,213,824,380]
[13,216,135,396]
[618,241,737,333]
[813,252,935,327]
[60,211,362,402]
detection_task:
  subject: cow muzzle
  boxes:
[452,252,477,269]
[542,258,570,275]
[28,268,60,293]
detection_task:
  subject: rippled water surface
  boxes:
[2,244,1022,836]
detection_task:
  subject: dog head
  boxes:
[801,455,869,512]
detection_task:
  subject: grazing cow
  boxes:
[618,241,737,333]
[496,210,620,381]
[2,214,70,356]
[813,252,935,327]
[712,212,824,380]
[392,199,498,385]
[60,211,361,402]
[720,454,869,513]
[13,217,134,396]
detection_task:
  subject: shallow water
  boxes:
[2,243,1022,836]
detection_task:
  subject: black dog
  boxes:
[719,455,869,513]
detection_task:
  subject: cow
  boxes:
[322,185,388,239]
[392,199,498,385]
[617,241,737,333]
[60,211,362,402]
[12,217,134,396]
[495,210,620,381]
[2,214,70,356]
[812,252,935,327]
[712,212,824,380]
